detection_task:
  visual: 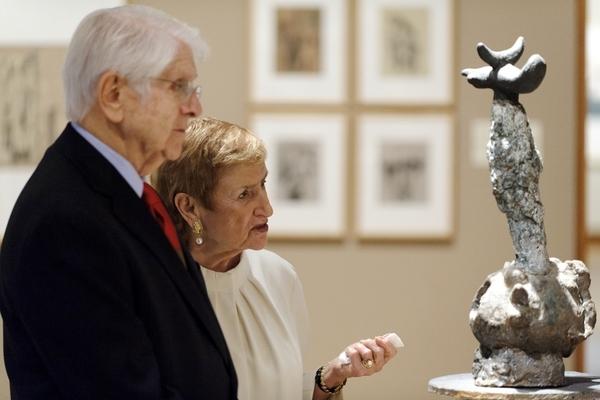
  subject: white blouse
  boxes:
[200,249,314,400]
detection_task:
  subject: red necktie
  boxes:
[142,182,182,254]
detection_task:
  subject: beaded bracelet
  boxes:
[315,365,347,395]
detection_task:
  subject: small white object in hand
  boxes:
[338,332,404,365]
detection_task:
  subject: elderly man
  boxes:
[0,5,237,399]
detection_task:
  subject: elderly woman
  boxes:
[155,117,398,400]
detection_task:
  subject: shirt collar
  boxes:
[71,122,144,197]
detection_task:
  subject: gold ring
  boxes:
[361,359,374,369]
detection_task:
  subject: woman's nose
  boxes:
[264,197,273,218]
[257,191,273,218]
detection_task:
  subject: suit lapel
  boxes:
[54,124,233,369]
[111,198,233,364]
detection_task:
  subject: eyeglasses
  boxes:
[149,78,203,102]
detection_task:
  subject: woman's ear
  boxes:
[97,70,126,123]
[174,193,202,228]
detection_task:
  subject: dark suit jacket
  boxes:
[0,124,238,399]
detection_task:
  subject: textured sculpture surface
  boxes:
[462,37,596,387]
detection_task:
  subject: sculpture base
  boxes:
[473,347,564,387]
[469,258,595,388]
[428,372,600,400]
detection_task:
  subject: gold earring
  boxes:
[192,220,204,245]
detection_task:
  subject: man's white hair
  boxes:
[62,5,208,122]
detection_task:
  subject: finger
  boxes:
[375,336,398,361]
[356,341,376,376]
[345,343,366,377]
[354,341,374,366]
[361,339,385,371]
[346,342,374,377]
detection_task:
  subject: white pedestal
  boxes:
[428,372,600,400]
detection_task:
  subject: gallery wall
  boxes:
[0,0,584,399]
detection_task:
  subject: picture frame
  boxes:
[0,48,67,236]
[356,114,453,240]
[250,113,346,238]
[356,0,452,104]
[250,0,346,103]
[0,48,67,166]
[587,115,600,238]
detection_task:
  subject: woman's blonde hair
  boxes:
[155,117,266,243]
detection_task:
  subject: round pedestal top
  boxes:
[428,372,600,400]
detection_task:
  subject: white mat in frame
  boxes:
[356,113,453,239]
[250,113,346,238]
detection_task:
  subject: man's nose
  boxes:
[182,94,202,117]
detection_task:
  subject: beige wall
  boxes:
[0,0,582,399]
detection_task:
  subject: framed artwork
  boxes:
[250,0,346,103]
[250,113,346,238]
[0,48,67,236]
[587,115,600,237]
[356,0,452,104]
[356,114,453,239]
[0,48,67,166]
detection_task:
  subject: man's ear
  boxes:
[96,70,126,123]
[174,192,203,228]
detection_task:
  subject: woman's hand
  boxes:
[320,334,399,389]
